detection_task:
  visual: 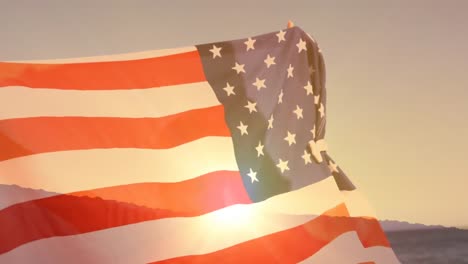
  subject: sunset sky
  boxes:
[1,0,467,227]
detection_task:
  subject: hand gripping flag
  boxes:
[0,26,400,263]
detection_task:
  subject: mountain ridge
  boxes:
[379,219,460,232]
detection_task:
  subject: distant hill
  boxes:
[380,220,451,232]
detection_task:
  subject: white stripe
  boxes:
[0,82,219,120]
[299,231,400,264]
[341,190,377,218]
[4,46,196,63]
[0,177,343,264]
[0,137,237,196]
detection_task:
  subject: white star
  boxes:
[309,139,328,163]
[237,121,248,136]
[318,103,325,118]
[304,81,313,95]
[247,168,259,183]
[296,38,307,53]
[264,54,276,68]
[314,95,320,105]
[311,125,316,139]
[244,37,256,51]
[328,159,339,173]
[302,150,312,165]
[284,131,296,146]
[278,90,284,104]
[244,100,257,113]
[293,105,303,119]
[232,62,245,74]
[252,78,266,90]
[276,159,289,173]
[255,141,264,157]
[276,30,286,43]
[266,116,273,130]
[209,45,222,58]
[223,82,235,96]
[287,64,294,78]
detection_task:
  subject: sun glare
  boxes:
[209,204,255,228]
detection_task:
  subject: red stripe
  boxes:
[0,105,229,161]
[0,171,250,254]
[0,51,205,89]
[151,204,390,264]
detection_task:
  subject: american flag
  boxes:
[0,26,400,263]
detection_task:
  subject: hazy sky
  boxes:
[1,0,467,227]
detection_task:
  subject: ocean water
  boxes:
[386,228,468,263]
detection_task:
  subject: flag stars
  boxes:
[276,159,290,173]
[293,105,303,119]
[264,54,276,68]
[278,90,284,104]
[223,82,235,96]
[232,62,245,74]
[296,38,307,53]
[247,168,259,183]
[276,30,286,43]
[314,95,320,105]
[245,100,257,113]
[328,159,339,173]
[209,45,222,58]
[255,141,264,157]
[304,81,313,96]
[284,131,296,146]
[244,37,256,51]
[302,150,312,165]
[287,64,294,78]
[268,115,274,129]
[237,121,248,136]
[199,30,343,191]
[318,103,325,118]
[309,139,327,163]
[253,78,266,90]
